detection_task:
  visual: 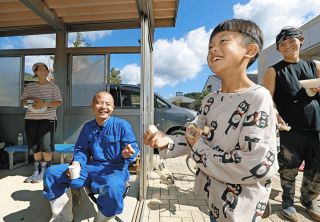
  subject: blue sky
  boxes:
[1,0,320,99]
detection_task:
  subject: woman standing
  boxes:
[21,62,62,183]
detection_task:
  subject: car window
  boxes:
[156,97,169,108]
[109,88,118,106]
[120,89,140,108]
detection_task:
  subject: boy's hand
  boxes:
[185,124,201,148]
[276,114,291,131]
[143,127,171,149]
[122,144,135,158]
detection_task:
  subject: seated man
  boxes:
[43,91,139,222]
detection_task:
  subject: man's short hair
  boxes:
[91,91,114,106]
[209,19,264,68]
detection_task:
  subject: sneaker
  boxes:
[24,170,39,183]
[279,206,298,222]
[262,200,271,218]
[24,162,40,183]
[31,172,44,183]
[32,161,46,183]
[300,196,320,221]
[49,190,73,222]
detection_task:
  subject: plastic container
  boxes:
[17,133,23,145]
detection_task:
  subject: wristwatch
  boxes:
[167,138,175,150]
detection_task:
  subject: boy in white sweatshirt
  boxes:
[144,19,279,222]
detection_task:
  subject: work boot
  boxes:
[49,189,73,222]
[96,211,116,222]
[279,206,298,222]
[32,161,47,183]
[300,196,320,221]
[24,161,39,183]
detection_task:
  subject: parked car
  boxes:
[109,84,197,135]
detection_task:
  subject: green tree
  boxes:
[49,32,90,68]
[184,92,201,100]
[110,67,122,84]
[185,91,209,111]
[72,33,91,47]
[172,98,183,107]
[73,32,83,47]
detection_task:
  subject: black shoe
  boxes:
[300,196,320,221]
[279,206,298,222]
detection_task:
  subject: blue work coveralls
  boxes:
[43,116,140,217]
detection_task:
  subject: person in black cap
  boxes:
[263,26,320,221]
[21,62,62,184]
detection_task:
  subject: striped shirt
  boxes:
[21,82,62,120]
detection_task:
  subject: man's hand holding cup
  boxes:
[66,161,81,180]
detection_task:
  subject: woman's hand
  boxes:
[33,99,47,109]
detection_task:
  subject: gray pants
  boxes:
[278,131,320,208]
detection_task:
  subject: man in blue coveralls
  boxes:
[43,91,139,222]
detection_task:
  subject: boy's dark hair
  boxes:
[275,26,303,50]
[209,19,263,68]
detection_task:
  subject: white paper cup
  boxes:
[68,164,81,179]
[299,78,320,89]
[148,125,158,135]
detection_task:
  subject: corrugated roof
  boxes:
[0,0,179,36]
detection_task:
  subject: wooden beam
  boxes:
[45,0,135,9]
[154,9,174,18]
[55,3,137,17]
[154,18,174,27]
[0,1,30,13]
[0,11,39,22]
[68,20,141,32]
[66,46,140,54]
[0,18,46,28]
[20,0,65,31]
[0,28,54,37]
[63,12,139,23]
[153,1,176,9]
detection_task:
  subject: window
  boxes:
[156,97,169,109]
[120,88,140,108]
[0,57,21,106]
[71,55,105,106]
